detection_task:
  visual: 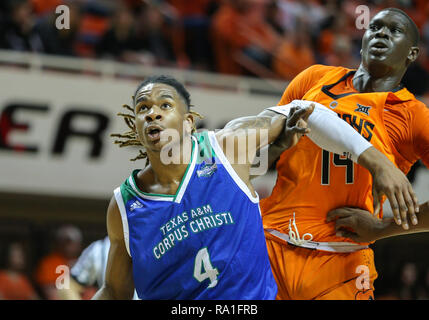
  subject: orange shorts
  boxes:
[265,232,378,300]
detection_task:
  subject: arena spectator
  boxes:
[318,12,358,68]
[166,0,219,70]
[73,1,111,57]
[0,0,44,52]
[0,242,39,300]
[210,0,249,74]
[34,225,82,300]
[398,262,419,300]
[211,0,279,75]
[272,18,316,80]
[30,0,63,16]
[133,2,183,67]
[35,1,82,56]
[96,4,140,61]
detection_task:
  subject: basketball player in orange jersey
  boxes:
[260,8,429,300]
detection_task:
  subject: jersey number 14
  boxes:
[321,149,354,185]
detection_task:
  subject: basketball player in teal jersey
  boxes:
[92,75,418,300]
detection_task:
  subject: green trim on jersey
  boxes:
[119,182,136,205]
[193,131,216,164]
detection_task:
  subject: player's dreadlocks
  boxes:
[111,75,204,162]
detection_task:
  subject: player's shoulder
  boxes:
[400,96,429,115]
[408,98,428,111]
[300,64,344,77]
[107,194,120,217]
[107,195,125,242]
[293,65,346,87]
[113,170,143,201]
[306,64,341,72]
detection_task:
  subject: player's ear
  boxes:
[407,46,419,64]
[184,112,195,134]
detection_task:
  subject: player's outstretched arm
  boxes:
[261,100,377,172]
[217,104,313,169]
[326,202,429,243]
[92,196,134,300]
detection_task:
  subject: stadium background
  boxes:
[0,0,428,300]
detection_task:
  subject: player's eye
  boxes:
[137,104,149,113]
[369,24,379,31]
[161,103,172,110]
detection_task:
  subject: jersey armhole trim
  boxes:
[114,187,131,257]
[207,131,259,204]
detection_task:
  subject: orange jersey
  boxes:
[260,65,429,245]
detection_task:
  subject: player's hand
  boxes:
[358,147,419,230]
[372,162,418,230]
[279,103,314,150]
[326,207,391,243]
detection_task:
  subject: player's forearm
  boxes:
[357,146,394,177]
[249,142,283,179]
[262,140,287,170]
[374,202,429,240]
[303,104,371,163]
[266,101,372,163]
[223,113,284,146]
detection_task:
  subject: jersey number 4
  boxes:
[194,247,219,288]
[321,149,354,185]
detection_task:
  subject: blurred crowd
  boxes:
[375,258,429,300]
[0,0,429,97]
[0,225,99,300]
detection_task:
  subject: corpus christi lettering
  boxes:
[153,204,235,259]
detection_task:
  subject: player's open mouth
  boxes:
[369,41,389,54]
[146,125,164,141]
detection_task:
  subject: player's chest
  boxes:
[305,84,391,143]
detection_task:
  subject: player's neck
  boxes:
[353,63,404,93]
[145,138,193,187]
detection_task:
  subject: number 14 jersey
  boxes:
[261,65,429,246]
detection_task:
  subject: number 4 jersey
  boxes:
[113,131,277,299]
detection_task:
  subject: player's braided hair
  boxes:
[111,76,203,162]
